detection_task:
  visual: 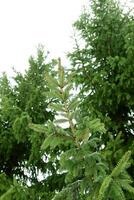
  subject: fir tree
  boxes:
[0,49,60,199]
[35,59,134,199]
[69,0,134,186]
[0,0,134,199]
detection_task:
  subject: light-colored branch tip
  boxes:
[58,57,62,69]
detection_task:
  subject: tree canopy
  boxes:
[0,0,134,199]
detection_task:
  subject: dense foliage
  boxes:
[69,0,134,141]
[0,0,134,199]
[0,49,64,199]
[69,0,134,186]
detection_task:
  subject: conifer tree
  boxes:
[69,0,134,134]
[0,49,61,199]
[0,0,134,199]
[69,0,134,183]
[36,59,134,199]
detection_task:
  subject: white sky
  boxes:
[0,0,88,76]
[0,0,133,77]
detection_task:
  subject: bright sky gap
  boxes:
[0,0,133,76]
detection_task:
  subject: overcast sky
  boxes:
[0,0,133,76]
[0,0,89,76]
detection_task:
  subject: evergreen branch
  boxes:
[0,187,14,200]
[97,175,112,200]
[111,151,131,177]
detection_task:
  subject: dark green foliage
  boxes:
[0,48,62,199]
[0,0,134,199]
[69,0,134,192]
[69,0,134,139]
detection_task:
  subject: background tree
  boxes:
[69,0,134,181]
[0,48,65,199]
